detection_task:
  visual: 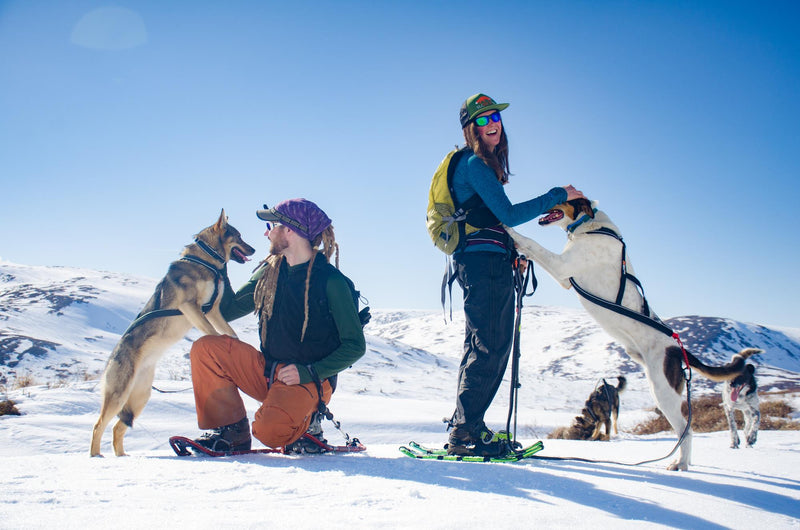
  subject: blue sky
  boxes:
[1,1,798,328]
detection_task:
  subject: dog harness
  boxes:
[567,226,692,383]
[121,239,224,334]
[571,228,652,316]
[568,227,673,336]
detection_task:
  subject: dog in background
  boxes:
[722,362,760,448]
[507,198,762,470]
[550,376,627,441]
[90,210,255,457]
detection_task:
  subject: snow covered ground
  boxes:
[2,371,799,528]
[1,263,799,528]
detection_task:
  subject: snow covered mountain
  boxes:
[2,260,798,407]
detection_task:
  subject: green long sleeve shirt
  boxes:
[218,262,366,384]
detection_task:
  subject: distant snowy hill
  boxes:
[2,261,799,410]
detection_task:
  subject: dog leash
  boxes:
[151,385,193,393]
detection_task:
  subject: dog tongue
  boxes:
[233,248,250,262]
[730,385,742,402]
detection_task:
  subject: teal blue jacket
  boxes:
[452,149,567,253]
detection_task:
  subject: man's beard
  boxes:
[269,237,288,255]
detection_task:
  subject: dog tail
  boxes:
[616,375,627,393]
[681,347,763,382]
[731,348,763,363]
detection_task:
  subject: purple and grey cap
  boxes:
[256,198,332,241]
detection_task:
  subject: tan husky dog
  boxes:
[90,209,255,457]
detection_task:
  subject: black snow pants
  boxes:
[451,251,515,435]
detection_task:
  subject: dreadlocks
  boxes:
[312,225,339,268]
[254,225,339,347]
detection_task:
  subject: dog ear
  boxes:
[567,198,594,219]
[578,198,595,219]
[215,208,228,231]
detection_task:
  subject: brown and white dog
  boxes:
[550,376,627,441]
[507,198,762,470]
[90,210,255,457]
[722,362,760,449]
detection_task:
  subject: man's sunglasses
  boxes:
[265,222,283,231]
[474,112,501,127]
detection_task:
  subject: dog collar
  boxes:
[195,238,226,265]
[566,208,598,233]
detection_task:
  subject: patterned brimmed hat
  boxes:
[459,93,509,128]
[256,198,331,241]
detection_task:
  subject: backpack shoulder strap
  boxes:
[445,148,469,210]
[326,264,371,328]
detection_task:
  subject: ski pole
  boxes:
[506,256,533,450]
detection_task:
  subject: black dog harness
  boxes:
[568,227,675,339]
[122,238,224,334]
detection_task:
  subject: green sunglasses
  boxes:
[474,112,501,127]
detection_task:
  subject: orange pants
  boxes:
[190,334,332,448]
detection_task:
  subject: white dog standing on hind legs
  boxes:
[506,197,763,471]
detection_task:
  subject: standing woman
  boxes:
[446,93,584,456]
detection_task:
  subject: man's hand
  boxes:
[275,364,300,386]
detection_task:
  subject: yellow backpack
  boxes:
[426,148,483,254]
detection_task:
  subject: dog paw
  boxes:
[666,461,688,471]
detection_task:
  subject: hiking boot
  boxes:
[194,417,251,453]
[285,413,328,454]
[285,434,329,454]
[446,425,515,457]
[307,411,324,438]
